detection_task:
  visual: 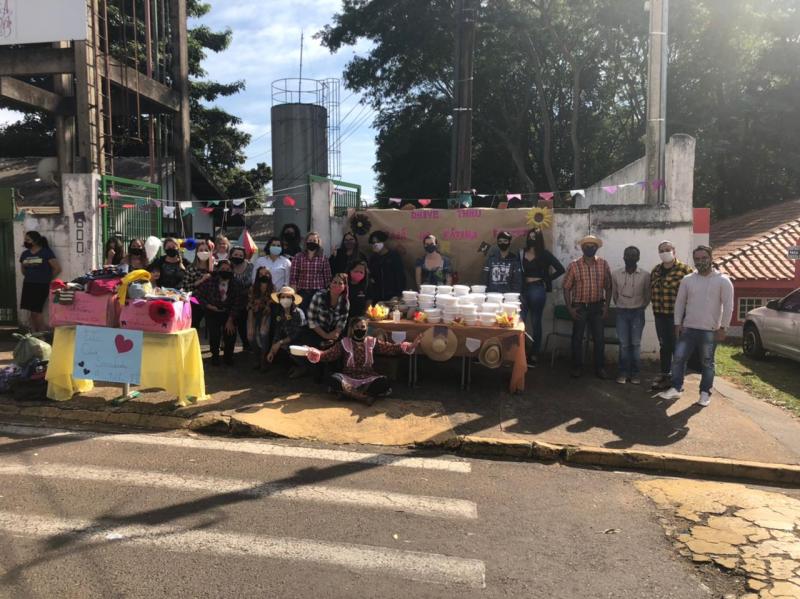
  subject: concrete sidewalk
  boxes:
[2,343,800,478]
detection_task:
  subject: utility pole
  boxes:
[645,0,668,206]
[450,0,477,199]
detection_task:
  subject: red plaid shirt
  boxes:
[563,256,611,304]
[289,251,332,291]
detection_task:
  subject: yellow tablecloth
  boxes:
[46,326,207,402]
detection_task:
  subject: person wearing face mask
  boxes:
[367,230,406,303]
[153,237,188,290]
[247,267,275,369]
[306,316,421,405]
[330,232,366,275]
[482,231,522,294]
[266,286,307,374]
[562,234,612,379]
[252,236,292,288]
[347,261,371,318]
[611,246,651,385]
[280,223,303,258]
[658,246,734,407]
[649,240,694,390]
[290,231,333,314]
[415,234,453,287]
[121,238,149,273]
[519,228,565,366]
[194,259,248,366]
[227,245,255,351]
[19,231,61,332]
[183,239,215,328]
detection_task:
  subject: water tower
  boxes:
[270,78,340,235]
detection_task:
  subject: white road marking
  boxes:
[0,511,486,588]
[0,424,471,473]
[0,463,477,520]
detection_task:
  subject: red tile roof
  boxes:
[711,200,800,281]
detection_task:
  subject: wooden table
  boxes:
[369,320,527,393]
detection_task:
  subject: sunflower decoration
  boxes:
[526,206,553,229]
[148,300,174,325]
[350,213,372,237]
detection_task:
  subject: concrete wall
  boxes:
[580,157,646,208]
[14,173,100,328]
[309,178,348,255]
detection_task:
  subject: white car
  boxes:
[742,288,800,362]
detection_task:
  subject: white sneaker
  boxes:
[616,376,627,384]
[657,387,682,400]
[698,392,711,407]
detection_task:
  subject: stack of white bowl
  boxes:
[471,285,487,294]
[418,293,436,311]
[453,284,470,296]
[400,290,418,314]
[420,284,437,295]
[424,308,442,323]
[503,292,520,303]
[478,311,498,326]
[436,294,459,323]
[436,285,454,295]
[481,302,501,314]
[460,303,478,325]
[485,292,504,305]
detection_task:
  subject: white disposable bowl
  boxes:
[420,285,437,294]
[436,295,458,306]
[481,302,501,312]
[436,285,454,294]
[503,292,520,302]
[470,293,486,303]
[485,293,504,304]
[289,345,310,357]
[459,305,478,314]
[464,318,478,326]
[501,304,519,315]
[471,285,487,294]
[427,316,442,324]
[424,308,442,315]
[442,315,455,324]
[453,285,470,295]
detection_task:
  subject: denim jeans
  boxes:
[616,308,645,378]
[571,301,605,370]
[671,328,717,394]
[653,313,676,375]
[520,283,547,354]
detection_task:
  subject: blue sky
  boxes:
[0,1,378,200]
[193,0,377,200]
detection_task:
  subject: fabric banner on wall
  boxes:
[355,208,554,285]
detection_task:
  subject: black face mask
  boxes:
[306,241,319,252]
[526,238,537,248]
[129,248,143,256]
[497,241,510,250]
[230,256,245,265]
[284,232,296,240]
[165,248,179,258]
[624,258,638,269]
[218,271,233,281]
[352,329,367,341]
[258,276,271,285]
[23,241,33,249]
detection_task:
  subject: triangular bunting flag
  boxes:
[388,197,402,205]
[223,207,230,213]
[99,203,108,209]
[163,206,176,217]
[183,207,196,216]
[209,200,220,206]
[538,192,554,201]
[109,188,121,199]
[418,199,432,207]
[570,189,585,197]
[150,199,162,207]
[179,201,192,209]
[201,207,215,214]
[13,211,25,222]
[122,203,135,209]
[507,193,522,201]
[231,207,245,216]
[602,185,618,194]
[232,198,246,206]
[283,195,296,207]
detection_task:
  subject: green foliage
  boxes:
[320,0,800,214]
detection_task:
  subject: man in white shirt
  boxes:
[252,236,292,288]
[658,245,734,407]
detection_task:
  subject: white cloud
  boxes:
[197,0,378,197]
[0,108,25,126]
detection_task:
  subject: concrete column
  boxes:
[644,0,668,206]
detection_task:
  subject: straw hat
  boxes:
[419,326,459,362]
[271,285,303,305]
[478,337,503,369]
[578,234,603,248]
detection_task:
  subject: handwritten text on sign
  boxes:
[73,326,144,384]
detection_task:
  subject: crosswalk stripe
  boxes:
[0,511,486,588]
[0,424,471,473]
[0,463,478,520]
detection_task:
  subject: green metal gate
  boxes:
[309,175,362,217]
[0,188,17,324]
[100,175,163,247]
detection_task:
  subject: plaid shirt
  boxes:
[194,276,248,321]
[183,265,210,291]
[650,260,693,315]
[273,306,307,344]
[290,252,332,291]
[563,257,611,304]
[306,289,350,333]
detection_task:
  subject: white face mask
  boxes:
[280,298,293,309]
[196,251,211,262]
[659,251,674,264]
[372,242,384,252]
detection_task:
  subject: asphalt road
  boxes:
[0,423,725,598]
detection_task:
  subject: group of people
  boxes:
[561,235,733,407]
[19,222,733,407]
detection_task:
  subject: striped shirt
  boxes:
[650,260,693,315]
[563,257,611,304]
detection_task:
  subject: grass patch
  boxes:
[715,343,800,416]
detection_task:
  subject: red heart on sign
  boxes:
[418,199,431,207]
[114,334,134,354]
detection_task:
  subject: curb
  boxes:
[2,401,800,486]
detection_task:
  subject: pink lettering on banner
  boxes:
[411,210,440,220]
[492,227,529,239]
[457,209,481,218]
[442,228,479,241]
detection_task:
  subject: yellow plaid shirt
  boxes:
[650,260,693,314]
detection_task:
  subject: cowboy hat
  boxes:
[419,326,459,362]
[478,337,503,369]
[578,234,603,248]
[271,286,303,306]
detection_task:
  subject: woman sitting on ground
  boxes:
[306,316,420,405]
[266,286,307,376]
[247,266,274,369]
